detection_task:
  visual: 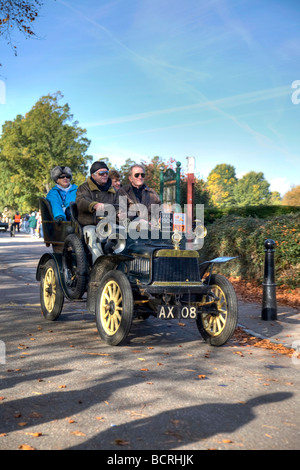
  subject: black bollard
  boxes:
[261,239,277,321]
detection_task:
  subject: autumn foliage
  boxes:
[200,213,300,289]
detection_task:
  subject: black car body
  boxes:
[0,221,8,231]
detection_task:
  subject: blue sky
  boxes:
[0,0,299,196]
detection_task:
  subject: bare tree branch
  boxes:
[0,0,44,56]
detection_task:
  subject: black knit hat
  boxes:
[90,161,109,175]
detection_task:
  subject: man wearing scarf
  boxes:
[76,161,117,226]
[46,166,77,221]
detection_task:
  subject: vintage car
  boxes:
[0,220,8,231]
[36,197,238,347]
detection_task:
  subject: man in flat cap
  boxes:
[46,165,77,221]
[76,161,117,226]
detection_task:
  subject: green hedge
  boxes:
[204,205,300,224]
[199,213,300,288]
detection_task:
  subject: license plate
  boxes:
[157,305,198,319]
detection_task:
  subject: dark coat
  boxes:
[76,177,117,225]
[117,184,161,221]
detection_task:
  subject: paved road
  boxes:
[0,232,299,451]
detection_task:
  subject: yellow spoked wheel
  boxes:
[44,266,57,312]
[100,280,123,336]
[95,270,133,345]
[201,284,228,337]
[40,259,64,321]
[196,274,238,346]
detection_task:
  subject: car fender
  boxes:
[199,256,238,278]
[87,254,133,315]
[36,252,73,299]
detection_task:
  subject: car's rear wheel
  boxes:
[62,234,87,300]
[196,274,238,346]
[40,259,64,321]
[95,270,133,345]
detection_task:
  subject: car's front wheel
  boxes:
[196,274,238,346]
[40,259,64,321]
[95,270,134,345]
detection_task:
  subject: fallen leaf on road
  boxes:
[233,351,244,357]
[71,431,86,437]
[19,444,35,450]
[86,352,110,356]
[114,439,130,446]
[29,412,42,418]
[164,430,182,440]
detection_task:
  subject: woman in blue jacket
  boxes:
[46,166,77,221]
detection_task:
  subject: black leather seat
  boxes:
[69,201,84,240]
[39,197,73,248]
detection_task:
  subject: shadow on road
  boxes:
[65,391,293,450]
[0,374,292,450]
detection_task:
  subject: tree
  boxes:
[207,163,237,208]
[282,185,300,206]
[269,191,282,205]
[142,155,168,194]
[0,0,45,59]
[180,177,209,208]
[234,171,271,206]
[0,91,92,212]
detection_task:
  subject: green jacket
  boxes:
[28,215,37,228]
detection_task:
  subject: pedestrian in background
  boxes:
[10,211,21,236]
[28,212,37,237]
